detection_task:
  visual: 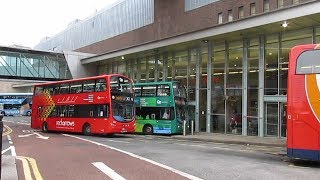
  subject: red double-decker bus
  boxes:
[287,44,320,161]
[31,74,135,135]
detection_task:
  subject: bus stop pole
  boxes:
[183,120,186,136]
[191,120,194,135]
[0,114,3,178]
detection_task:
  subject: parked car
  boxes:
[22,109,32,116]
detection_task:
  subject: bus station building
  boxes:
[3,0,320,138]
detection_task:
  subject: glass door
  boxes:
[265,102,279,137]
[265,102,287,137]
[280,103,287,137]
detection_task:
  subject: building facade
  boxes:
[35,0,320,138]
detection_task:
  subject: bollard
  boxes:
[0,114,3,178]
[191,120,194,135]
[183,120,186,136]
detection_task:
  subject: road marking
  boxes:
[17,122,30,125]
[16,156,43,180]
[92,162,126,180]
[108,139,130,143]
[11,145,17,156]
[18,132,49,140]
[17,157,33,180]
[3,125,13,136]
[64,134,203,180]
[2,146,11,154]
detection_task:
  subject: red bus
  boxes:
[31,74,135,135]
[287,44,320,161]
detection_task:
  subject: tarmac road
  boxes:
[7,121,197,180]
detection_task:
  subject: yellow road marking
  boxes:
[16,156,43,180]
[2,125,13,136]
[16,157,33,180]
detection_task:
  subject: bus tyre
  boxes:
[143,125,153,135]
[42,122,49,133]
[83,124,91,136]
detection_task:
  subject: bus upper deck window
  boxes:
[95,79,106,92]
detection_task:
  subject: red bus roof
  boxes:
[33,74,130,87]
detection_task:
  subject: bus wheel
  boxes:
[82,124,91,136]
[42,122,49,133]
[143,125,153,135]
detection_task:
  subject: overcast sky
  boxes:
[0,0,118,48]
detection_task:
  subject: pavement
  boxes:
[1,132,286,180]
[173,132,286,147]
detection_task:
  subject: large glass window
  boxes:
[140,57,147,82]
[265,34,279,95]
[227,41,243,135]
[148,56,155,81]
[212,42,226,133]
[174,50,188,97]
[247,38,259,136]
[158,55,164,81]
[189,49,197,102]
[167,54,174,81]
[316,27,320,44]
[201,46,208,88]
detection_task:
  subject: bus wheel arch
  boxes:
[42,122,49,133]
[143,124,153,135]
[82,123,91,136]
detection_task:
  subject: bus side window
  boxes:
[60,83,70,94]
[68,105,74,117]
[95,105,109,118]
[95,79,106,92]
[35,87,44,96]
[83,80,95,93]
[53,86,60,95]
[70,82,82,94]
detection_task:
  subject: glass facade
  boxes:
[98,26,320,138]
[0,48,71,80]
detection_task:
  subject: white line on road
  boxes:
[108,139,130,143]
[7,135,12,141]
[64,134,203,180]
[11,146,17,156]
[2,146,17,156]
[2,147,11,154]
[92,162,126,180]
